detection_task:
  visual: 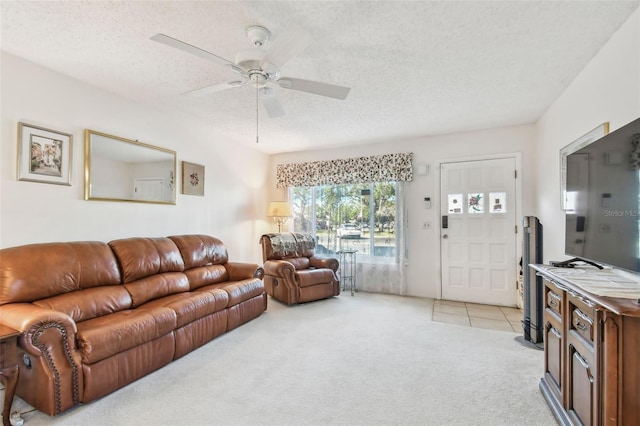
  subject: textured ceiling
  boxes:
[1,1,638,154]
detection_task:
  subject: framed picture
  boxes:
[17,122,73,185]
[182,161,205,196]
[560,122,609,210]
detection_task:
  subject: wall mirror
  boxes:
[84,130,176,204]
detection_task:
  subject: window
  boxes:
[290,182,397,258]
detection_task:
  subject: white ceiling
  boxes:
[1,1,638,154]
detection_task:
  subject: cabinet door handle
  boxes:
[574,309,593,326]
[549,298,559,308]
[550,326,562,339]
[575,320,588,331]
[573,351,595,383]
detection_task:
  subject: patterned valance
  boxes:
[276,152,413,188]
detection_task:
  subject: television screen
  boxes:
[565,117,640,272]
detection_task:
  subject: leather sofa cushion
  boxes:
[123,272,190,308]
[0,241,121,305]
[34,286,132,323]
[76,307,177,364]
[169,235,229,269]
[184,265,229,290]
[297,269,336,288]
[138,289,229,328]
[109,237,185,283]
[197,278,264,307]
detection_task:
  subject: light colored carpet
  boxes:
[6,293,556,426]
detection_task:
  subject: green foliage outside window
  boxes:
[291,182,397,257]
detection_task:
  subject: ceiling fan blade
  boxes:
[261,89,285,118]
[278,77,351,100]
[151,33,242,73]
[260,26,312,70]
[181,80,247,97]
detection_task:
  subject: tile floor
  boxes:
[432,299,523,333]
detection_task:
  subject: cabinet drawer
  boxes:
[572,308,594,342]
[568,293,595,344]
[546,289,562,316]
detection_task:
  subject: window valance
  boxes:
[276,152,413,188]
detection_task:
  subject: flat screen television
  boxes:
[564,117,640,272]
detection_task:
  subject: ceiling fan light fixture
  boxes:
[266,70,281,80]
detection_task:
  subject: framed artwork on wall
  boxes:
[17,122,73,185]
[560,122,609,210]
[182,161,205,196]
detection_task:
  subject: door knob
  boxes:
[443,234,449,239]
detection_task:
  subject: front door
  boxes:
[440,157,517,306]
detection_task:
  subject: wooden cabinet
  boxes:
[532,265,640,426]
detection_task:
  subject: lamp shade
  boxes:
[267,201,293,218]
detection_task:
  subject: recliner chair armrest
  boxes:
[225,262,264,281]
[309,256,339,272]
[263,259,296,279]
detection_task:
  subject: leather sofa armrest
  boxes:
[225,262,264,281]
[0,303,83,414]
[0,303,77,356]
[309,256,339,273]
[263,259,296,279]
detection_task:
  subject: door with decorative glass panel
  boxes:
[440,158,517,306]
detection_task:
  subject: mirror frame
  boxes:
[84,129,177,204]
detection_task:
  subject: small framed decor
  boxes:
[17,122,73,185]
[182,161,205,196]
[560,122,609,210]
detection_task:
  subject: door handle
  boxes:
[442,215,448,229]
[443,234,449,239]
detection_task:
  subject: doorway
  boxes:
[440,157,518,306]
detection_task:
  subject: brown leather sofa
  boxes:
[0,234,266,416]
[260,233,340,305]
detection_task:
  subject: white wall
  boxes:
[536,9,640,263]
[269,124,537,298]
[0,53,270,263]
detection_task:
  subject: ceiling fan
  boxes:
[150,26,351,120]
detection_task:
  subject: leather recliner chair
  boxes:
[260,233,340,305]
